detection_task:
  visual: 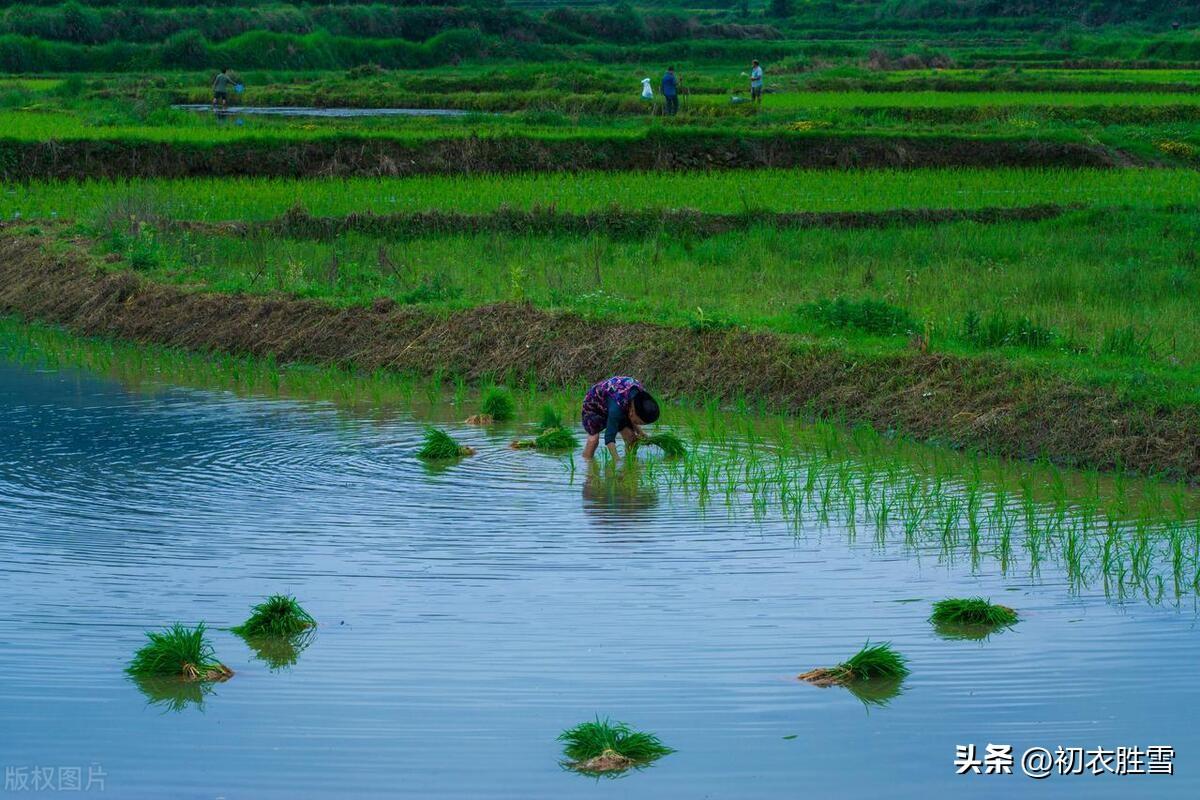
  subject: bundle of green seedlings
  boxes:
[418,427,475,460]
[930,597,1019,628]
[512,405,578,451]
[231,594,317,637]
[558,717,674,775]
[798,641,909,688]
[465,386,515,425]
[630,431,687,458]
[126,622,233,683]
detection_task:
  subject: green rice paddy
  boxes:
[6,169,1197,220]
[4,317,1198,609]
[7,5,1200,791]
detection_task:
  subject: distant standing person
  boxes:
[750,60,764,104]
[212,68,234,111]
[662,66,679,116]
[581,376,661,460]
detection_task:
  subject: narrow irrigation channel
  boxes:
[171,104,474,118]
[1,327,1199,797]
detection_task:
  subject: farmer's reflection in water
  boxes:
[581,457,659,520]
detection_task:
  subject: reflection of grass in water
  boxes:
[132,674,218,712]
[931,597,1018,628]
[4,318,1200,605]
[418,427,474,460]
[844,675,906,708]
[126,622,232,682]
[582,459,659,514]
[231,594,317,637]
[933,620,1005,641]
[559,717,674,775]
[800,641,909,687]
[240,629,316,671]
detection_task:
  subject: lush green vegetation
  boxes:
[63,194,1200,405]
[0,1,1198,74]
[2,1,1198,486]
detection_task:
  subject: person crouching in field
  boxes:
[581,376,661,459]
[212,68,233,111]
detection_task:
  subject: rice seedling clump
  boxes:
[633,432,687,458]
[559,717,674,774]
[418,427,475,460]
[512,404,578,450]
[126,622,233,682]
[539,404,563,431]
[799,641,909,687]
[931,597,1019,627]
[230,594,316,637]
[480,386,515,422]
[512,427,579,451]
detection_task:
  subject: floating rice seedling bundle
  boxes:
[466,386,515,425]
[799,641,909,687]
[126,622,233,682]
[930,597,1018,627]
[512,403,578,451]
[418,427,475,460]
[558,717,674,775]
[512,427,579,451]
[633,432,687,458]
[539,404,563,431]
[231,594,316,637]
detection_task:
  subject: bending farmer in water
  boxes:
[581,376,660,459]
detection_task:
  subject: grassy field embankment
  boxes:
[2,160,1198,478]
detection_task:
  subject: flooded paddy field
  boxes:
[2,326,1198,798]
[171,104,473,118]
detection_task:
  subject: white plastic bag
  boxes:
[641,78,653,100]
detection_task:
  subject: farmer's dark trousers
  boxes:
[665,95,678,115]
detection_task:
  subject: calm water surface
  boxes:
[1,361,1197,798]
